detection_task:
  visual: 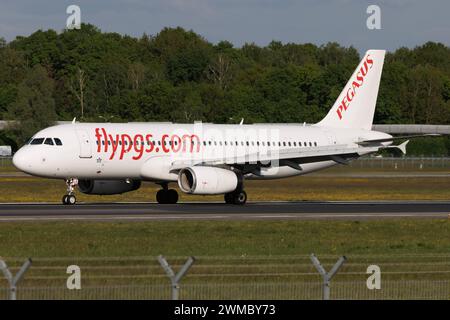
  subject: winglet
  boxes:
[397,140,409,155]
[72,117,77,124]
[239,118,244,125]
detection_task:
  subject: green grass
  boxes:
[1,220,450,299]
[1,220,449,258]
[0,174,449,202]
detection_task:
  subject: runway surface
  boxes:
[0,201,448,222]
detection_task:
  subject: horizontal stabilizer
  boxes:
[381,140,409,155]
[357,134,440,145]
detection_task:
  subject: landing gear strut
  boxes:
[224,190,247,205]
[63,178,78,205]
[156,183,179,204]
[224,173,247,205]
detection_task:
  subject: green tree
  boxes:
[6,65,57,144]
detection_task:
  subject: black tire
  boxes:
[167,189,179,204]
[68,195,76,205]
[156,189,167,204]
[62,195,68,205]
[224,193,234,204]
[233,190,247,205]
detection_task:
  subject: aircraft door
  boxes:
[75,129,92,159]
[324,129,337,145]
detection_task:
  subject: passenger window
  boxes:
[288,142,291,147]
[309,142,312,147]
[44,138,54,146]
[314,142,318,146]
[54,138,63,146]
[30,138,45,145]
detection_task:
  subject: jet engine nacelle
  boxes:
[78,179,141,195]
[178,166,238,195]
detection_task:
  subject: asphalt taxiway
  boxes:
[0,201,448,222]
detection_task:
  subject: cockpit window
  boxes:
[44,138,54,145]
[30,138,44,145]
[54,138,63,146]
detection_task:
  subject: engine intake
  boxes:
[178,167,238,195]
[78,179,141,195]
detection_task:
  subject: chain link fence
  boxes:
[1,254,450,300]
[2,281,449,300]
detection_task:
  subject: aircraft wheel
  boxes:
[156,189,167,204]
[224,193,234,204]
[63,194,76,205]
[167,189,179,204]
[233,190,247,205]
[68,195,77,205]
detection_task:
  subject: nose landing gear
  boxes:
[62,178,78,205]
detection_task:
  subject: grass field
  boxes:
[0,169,449,203]
[1,220,450,300]
[1,220,449,258]
[0,159,449,299]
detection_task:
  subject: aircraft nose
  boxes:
[12,148,31,172]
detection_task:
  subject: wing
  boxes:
[168,143,382,174]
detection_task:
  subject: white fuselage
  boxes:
[12,122,390,182]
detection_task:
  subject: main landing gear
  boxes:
[62,178,78,205]
[156,183,179,204]
[224,190,247,205]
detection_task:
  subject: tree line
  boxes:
[0,24,449,154]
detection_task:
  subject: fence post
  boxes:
[310,254,346,300]
[0,258,32,300]
[158,255,195,300]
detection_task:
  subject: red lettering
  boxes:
[108,134,120,160]
[101,128,109,153]
[95,128,102,153]
[161,134,170,153]
[341,96,349,111]
[182,134,201,153]
[133,134,144,160]
[337,56,375,120]
[145,134,154,153]
[346,88,355,102]
[171,135,182,153]
[120,134,132,160]
[366,54,373,68]
[360,61,368,76]
[337,105,344,119]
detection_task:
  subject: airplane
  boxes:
[12,50,435,205]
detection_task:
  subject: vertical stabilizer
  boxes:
[317,50,385,130]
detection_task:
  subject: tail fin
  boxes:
[317,50,385,130]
